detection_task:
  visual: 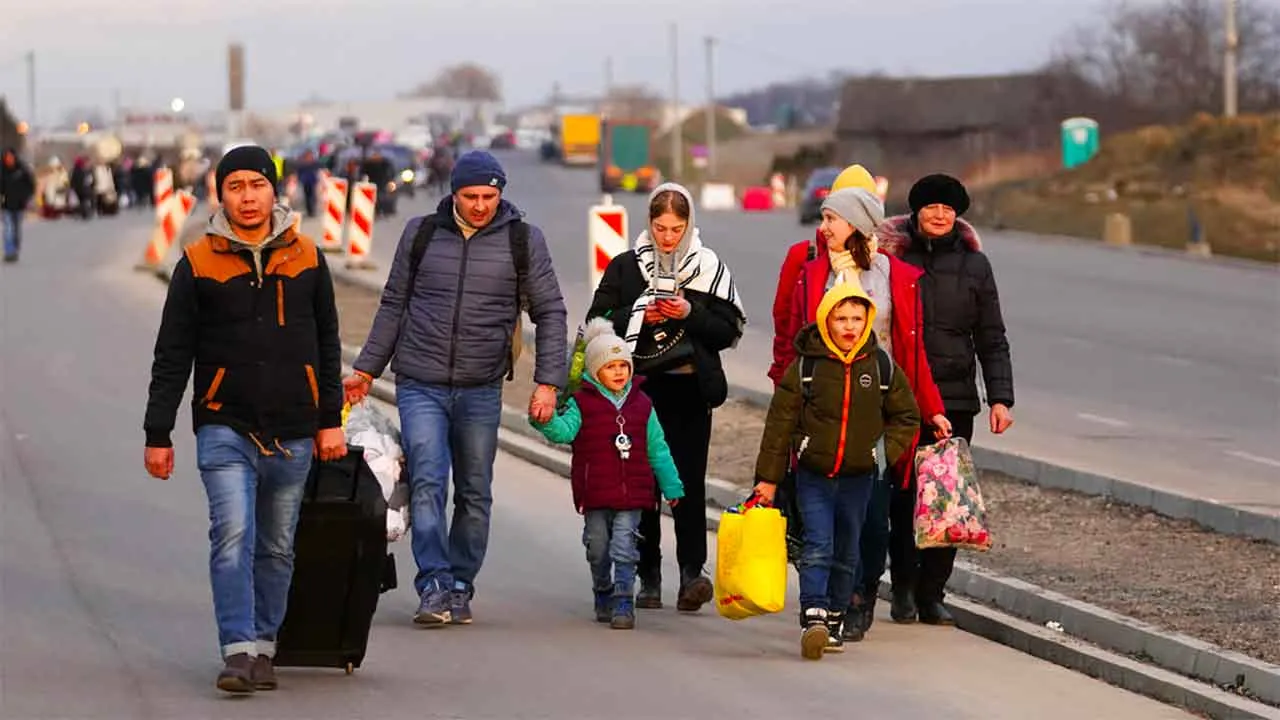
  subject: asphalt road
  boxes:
[0,208,1195,718]
[344,149,1280,516]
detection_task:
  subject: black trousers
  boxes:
[636,373,712,585]
[888,410,977,604]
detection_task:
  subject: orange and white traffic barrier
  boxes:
[589,194,628,290]
[320,176,348,253]
[139,190,196,270]
[284,175,298,207]
[770,173,788,209]
[205,170,219,210]
[153,168,174,222]
[345,181,377,269]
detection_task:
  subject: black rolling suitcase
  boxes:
[275,446,398,674]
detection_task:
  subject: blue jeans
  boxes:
[583,509,642,597]
[853,466,894,604]
[195,425,313,659]
[795,467,876,612]
[397,378,502,596]
[2,209,21,258]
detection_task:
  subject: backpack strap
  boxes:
[874,346,893,476]
[876,346,892,395]
[505,221,531,381]
[799,355,816,404]
[509,220,530,309]
[404,214,438,305]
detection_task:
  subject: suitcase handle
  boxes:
[306,444,367,503]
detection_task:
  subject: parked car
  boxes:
[798,166,842,225]
[489,131,517,150]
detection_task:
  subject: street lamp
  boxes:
[170,97,185,114]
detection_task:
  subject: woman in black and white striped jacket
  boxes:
[587,182,746,615]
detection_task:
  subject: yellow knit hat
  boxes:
[832,164,877,193]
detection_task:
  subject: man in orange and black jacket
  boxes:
[142,145,346,695]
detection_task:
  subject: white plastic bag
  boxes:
[345,403,411,542]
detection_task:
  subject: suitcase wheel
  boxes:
[345,662,354,675]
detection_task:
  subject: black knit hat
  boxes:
[908,174,970,216]
[216,145,277,200]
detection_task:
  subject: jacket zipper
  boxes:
[446,234,474,385]
[831,364,852,476]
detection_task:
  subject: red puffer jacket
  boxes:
[769,229,825,385]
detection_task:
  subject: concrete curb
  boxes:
[328,265,1279,546]
[947,564,1280,708]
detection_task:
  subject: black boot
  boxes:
[825,612,847,653]
[918,600,955,626]
[890,589,917,624]
[845,593,873,641]
[860,593,877,633]
[636,571,662,609]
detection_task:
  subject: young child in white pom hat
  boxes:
[532,317,684,630]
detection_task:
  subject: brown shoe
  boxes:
[216,653,255,694]
[252,655,278,691]
[676,574,713,613]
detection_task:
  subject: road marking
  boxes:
[1075,412,1131,428]
[1155,355,1194,367]
[1224,450,1280,469]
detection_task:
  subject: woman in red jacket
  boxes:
[781,186,951,640]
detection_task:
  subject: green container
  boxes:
[1061,117,1100,169]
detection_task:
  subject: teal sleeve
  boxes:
[532,398,583,444]
[646,409,685,500]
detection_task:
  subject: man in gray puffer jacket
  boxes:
[345,151,567,626]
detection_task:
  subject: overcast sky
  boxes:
[1,0,1148,126]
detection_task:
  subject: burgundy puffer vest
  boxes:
[570,382,657,512]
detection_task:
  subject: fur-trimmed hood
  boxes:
[876,214,983,258]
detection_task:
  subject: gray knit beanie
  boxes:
[822,187,885,237]
[583,317,632,380]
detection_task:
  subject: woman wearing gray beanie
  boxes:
[779,186,952,646]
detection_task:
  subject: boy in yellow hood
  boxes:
[753,281,920,660]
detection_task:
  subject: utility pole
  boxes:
[604,56,614,98]
[704,35,716,178]
[1224,0,1238,117]
[26,51,36,130]
[669,22,682,179]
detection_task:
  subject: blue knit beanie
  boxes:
[450,151,507,193]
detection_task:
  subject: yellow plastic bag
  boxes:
[715,507,788,620]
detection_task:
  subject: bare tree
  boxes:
[601,84,665,122]
[1051,0,1280,122]
[404,63,503,102]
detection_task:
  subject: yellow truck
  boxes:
[558,114,601,167]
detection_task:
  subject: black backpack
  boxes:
[404,214,530,381]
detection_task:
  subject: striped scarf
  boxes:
[623,227,746,350]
